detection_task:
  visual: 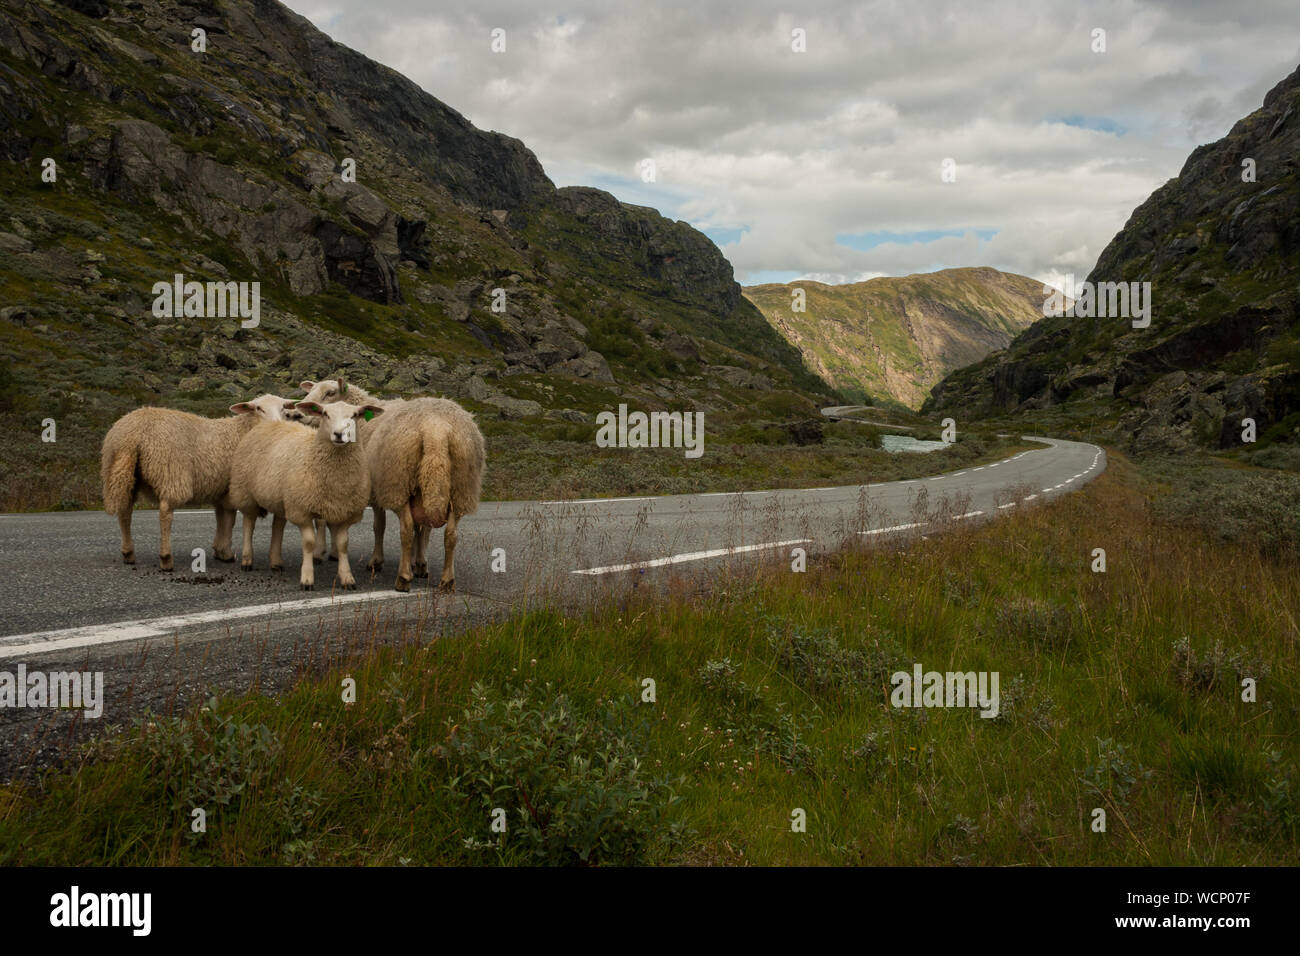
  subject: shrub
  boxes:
[1171,637,1269,693]
[767,624,899,695]
[435,682,685,866]
[697,658,816,771]
[994,597,1072,649]
[1078,737,1151,803]
[135,697,314,844]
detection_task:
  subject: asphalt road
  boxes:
[0,433,1104,774]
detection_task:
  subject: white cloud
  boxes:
[283,0,1300,284]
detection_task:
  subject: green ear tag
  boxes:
[364,410,374,421]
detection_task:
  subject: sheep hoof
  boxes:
[301,582,314,591]
[270,563,284,573]
[241,562,253,571]
[329,554,338,562]
[121,551,135,565]
[413,564,429,578]
[367,559,383,572]
[339,580,356,590]
[394,577,411,593]
[214,553,235,563]
[159,555,173,572]
[439,578,455,593]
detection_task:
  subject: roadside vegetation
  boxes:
[1,451,1296,865]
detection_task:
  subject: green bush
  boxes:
[768,624,900,696]
[696,659,816,771]
[435,682,685,865]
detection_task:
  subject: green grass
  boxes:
[1,452,1297,865]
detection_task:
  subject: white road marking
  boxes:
[998,502,1016,510]
[1024,494,1038,501]
[955,511,984,520]
[860,522,925,536]
[0,590,420,660]
[538,496,653,506]
[571,538,812,576]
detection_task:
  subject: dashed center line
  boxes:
[860,522,925,536]
[571,538,812,576]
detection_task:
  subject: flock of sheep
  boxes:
[100,378,486,592]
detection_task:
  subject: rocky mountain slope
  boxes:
[925,64,1300,454]
[0,0,834,506]
[745,267,1042,408]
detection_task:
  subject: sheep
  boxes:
[300,377,485,592]
[100,394,291,570]
[226,399,385,590]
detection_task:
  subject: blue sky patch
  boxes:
[1055,115,1127,135]
[835,228,998,251]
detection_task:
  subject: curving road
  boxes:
[0,435,1104,661]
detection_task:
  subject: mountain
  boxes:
[925,64,1300,454]
[744,267,1043,409]
[0,0,833,488]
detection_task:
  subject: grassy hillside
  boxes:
[2,452,1296,865]
[0,0,836,511]
[745,267,1043,409]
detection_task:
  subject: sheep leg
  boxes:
[240,512,257,570]
[117,512,135,565]
[367,507,386,572]
[312,517,328,564]
[413,525,430,578]
[299,523,316,590]
[394,504,415,592]
[269,515,286,571]
[438,510,458,592]
[158,500,174,572]
[331,523,355,589]
[212,506,236,562]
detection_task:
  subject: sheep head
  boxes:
[293,400,384,445]
[299,377,350,406]
[230,394,293,421]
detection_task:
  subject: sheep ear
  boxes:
[294,401,324,415]
[299,380,315,392]
[354,404,384,420]
[230,402,254,415]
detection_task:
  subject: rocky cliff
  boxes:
[924,64,1300,454]
[0,0,831,445]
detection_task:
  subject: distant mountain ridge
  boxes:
[924,63,1300,453]
[744,267,1044,409]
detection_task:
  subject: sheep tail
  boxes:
[101,431,139,517]
[415,417,452,528]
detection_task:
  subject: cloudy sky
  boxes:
[286,0,1298,289]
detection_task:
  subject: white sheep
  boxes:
[227,399,385,590]
[100,394,292,569]
[300,378,485,592]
